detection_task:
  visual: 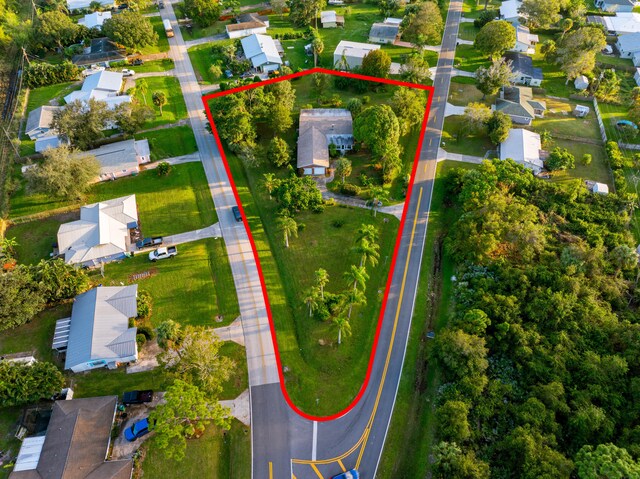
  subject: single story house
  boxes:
[635,68,640,86]
[504,51,543,86]
[35,135,65,152]
[240,34,282,72]
[52,285,138,373]
[57,195,138,267]
[83,138,151,181]
[297,109,354,176]
[595,0,634,12]
[597,12,640,34]
[320,10,344,28]
[499,0,523,24]
[369,21,400,44]
[78,11,112,29]
[66,0,112,10]
[64,70,130,109]
[237,12,269,27]
[333,41,380,70]
[616,32,640,58]
[495,86,546,125]
[226,21,267,38]
[574,75,590,90]
[10,396,132,479]
[512,24,538,54]
[499,128,544,173]
[25,106,60,141]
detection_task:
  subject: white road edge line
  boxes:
[312,421,318,461]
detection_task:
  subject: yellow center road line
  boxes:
[337,460,347,472]
[292,187,425,469]
[269,462,273,479]
[310,464,324,478]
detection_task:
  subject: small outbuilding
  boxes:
[592,182,609,194]
[574,75,590,90]
[320,11,344,28]
[573,104,590,117]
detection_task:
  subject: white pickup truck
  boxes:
[148,246,177,262]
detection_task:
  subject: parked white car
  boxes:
[122,69,135,77]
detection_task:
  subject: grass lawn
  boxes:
[454,44,490,72]
[598,101,640,145]
[94,238,239,328]
[441,115,494,156]
[139,16,170,54]
[531,97,601,142]
[25,82,80,112]
[547,140,611,187]
[0,406,22,479]
[133,76,188,128]
[377,161,478,478]
[458,22,478,41]
[9,161,214,224]
[129,58,175,73]
[8,212,78,265]
[461,0,501,18]
[447,81,495,106]
[141,419,251,479]
[135,125,198,160]
[188,40,235,85]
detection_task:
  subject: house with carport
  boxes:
[297,109,354,176]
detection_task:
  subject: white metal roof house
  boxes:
[599,12,640,34]
[499,128,544,173]
[57,195,138,267]
[52,285,138,373]
[320,10,344,28]
[595,0,634,12]
[504,51,543,86]
[64,70,130,109]
[512,24,538,54]
[499,0,524,24]
[10,396,132,479]
[83,139,150,181]
[240,34,282,72]
[66,0,112,10]
[616,32,640,58]
[78,11,112,29]
[333,41,380,70]
[495,86,546,125]
[369,22,400,44]
[297,109,354,176]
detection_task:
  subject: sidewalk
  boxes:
[445,102,466,116]
[163,223,222,245]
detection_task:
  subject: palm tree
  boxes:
[356,224,378,245]
[344,264,369,293]
[136,79,148,105]
[276,215,298,248]
[262,173,277,200]
[369,186,388,218]
[0,237,18,259]
[314,268,329,300]
[332,314,351,345]
[304,288,320,317]
[353,238,380,268]
[152,91,167,116]
[342,287,366,319]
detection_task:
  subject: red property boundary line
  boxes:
[202,67,434,422]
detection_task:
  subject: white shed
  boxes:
[574,75,589,90]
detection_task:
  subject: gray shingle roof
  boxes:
[504,52,543,80]
[495,86,546,119]
[297,109,354,169]
[64,285,138,371]
[25,106,61,137]
[369,22,400,39]
[9,396,133,479]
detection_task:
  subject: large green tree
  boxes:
[575,444,640,479]
[0,266,45,332]
[555,26,606,81]
[545,147,575,171]
[353,104,401,181]
[209,92,256,147]
[288,0,327,27]
[272,175,324,214]
[474,20,516,60]
[401,1,443,46]
[114,102,154,136]
[475,58,513,98]
[399,51,432,84]
[150,380,230,461]
[31,259,90,303]
[268,137,290,168]
[102,11,158,50]
[519,0,561,28]
[52,98,114,150]
[183,0,222,27]
[391,88,426,135]
[25,145,100,199]
[486,110,512,145]
[361,49,392,79]
[266,80,296,134]
[36,10,81,50]
[0,361,64,407]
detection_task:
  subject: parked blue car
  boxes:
[124,417,151,442]
[332,470,359,479]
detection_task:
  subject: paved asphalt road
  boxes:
[160,0,462,474]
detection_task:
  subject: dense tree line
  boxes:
[0,361,64,407]
[23,61,80,88]
[431,159,640,478]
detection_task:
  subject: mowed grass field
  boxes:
[8,163,217,262]
[133,76,188,128]
[135,125,198,160]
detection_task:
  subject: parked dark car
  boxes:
[136,236,163,249]
[122,390,153,405]
[131,58,144,66]
[124,417,151,441]
[158,1,164,7]
[232,206,242,223]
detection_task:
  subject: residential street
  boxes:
[158,0,463,474]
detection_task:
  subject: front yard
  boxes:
[133,76,188,128]
[134,125,198,160]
